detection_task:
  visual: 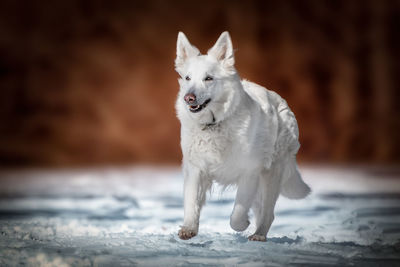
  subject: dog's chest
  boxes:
[188,125,231,163]
[184,123,260,184]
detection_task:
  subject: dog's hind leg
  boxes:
[249,169,280,241]
[230,176,259,232]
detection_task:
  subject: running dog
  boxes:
[175,32,310,241]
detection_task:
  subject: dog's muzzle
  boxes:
[189,99,211,113]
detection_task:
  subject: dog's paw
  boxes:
[178,227,197,240]
[230,217,250,232]
[248,234,266,242]
[230,211,250,232]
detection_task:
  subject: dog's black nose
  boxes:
[184,93,196,104]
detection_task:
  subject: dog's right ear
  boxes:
[175,32,200,69]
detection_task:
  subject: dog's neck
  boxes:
[201,110,217,130]
[200,79,249,131]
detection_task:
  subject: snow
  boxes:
[0,166,399,266]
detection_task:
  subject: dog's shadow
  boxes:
[172,233,303,246]
[233,233,303,244]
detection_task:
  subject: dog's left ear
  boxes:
[208,31,235,70]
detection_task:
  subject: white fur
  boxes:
[175,32,311,241]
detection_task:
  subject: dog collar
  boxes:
[202,111,220,130]
[202,122,218,131]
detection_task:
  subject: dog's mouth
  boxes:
[189,99,211,113]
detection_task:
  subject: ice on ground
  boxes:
[0,166,399,266]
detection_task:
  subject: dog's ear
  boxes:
[175,32,200,69]
[208,31,234,70]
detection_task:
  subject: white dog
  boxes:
[175,31,310,241]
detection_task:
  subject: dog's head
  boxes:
[175,32,241,126]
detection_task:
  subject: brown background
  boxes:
[0,0,399,167]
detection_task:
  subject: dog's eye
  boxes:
[204,76,213,81]
[185,76,191,81]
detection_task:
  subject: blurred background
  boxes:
[0,0,399,168]
[1,2,400,264]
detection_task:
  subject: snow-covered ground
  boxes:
[0,166,399,266]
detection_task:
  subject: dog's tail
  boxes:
[280,160,311,199]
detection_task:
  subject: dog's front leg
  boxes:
[230,176,259,232]
[178,164,208,240]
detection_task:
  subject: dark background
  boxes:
[0,0,399,167]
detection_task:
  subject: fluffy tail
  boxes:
[280,163,311,199]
